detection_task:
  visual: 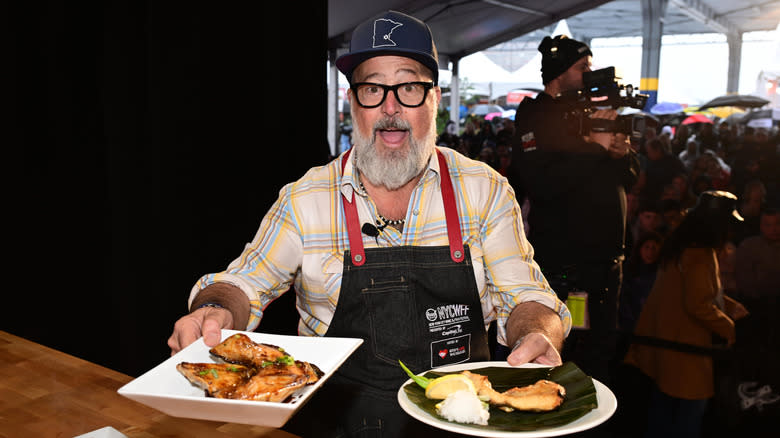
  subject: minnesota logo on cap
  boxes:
[373,18,403,48]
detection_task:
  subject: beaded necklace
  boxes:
[358,179,406,226]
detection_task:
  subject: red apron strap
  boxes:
[436,150,465,263]
[341,150,366,266]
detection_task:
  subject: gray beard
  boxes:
[351,115,435,190]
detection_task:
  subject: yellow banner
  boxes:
[640,77,659,91]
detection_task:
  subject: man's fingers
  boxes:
[506,333,563,367]
[202,318,224,347]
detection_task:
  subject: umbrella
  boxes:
[740,109,779,128]
[706,106,744,119]
[682,114,713,125]
[650,101,684,115]
[698,94,769,110]
[468,104,505,116]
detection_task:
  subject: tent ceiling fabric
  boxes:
[328,0,780,62]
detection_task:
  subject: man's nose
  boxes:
[381,89,402,115]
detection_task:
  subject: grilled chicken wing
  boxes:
[231,364,310,402]
[176,362,254,398]
[177,333,324,403]
[209,333,287,366]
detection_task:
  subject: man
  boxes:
[735,207,780,302]
[508,35,640,387]
[168,10,570,437]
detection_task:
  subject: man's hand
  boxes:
[588,108,630,157]
[587,108,618,151]
[167,306,234,355]
[507,332,563,366]
[504,301,565,366]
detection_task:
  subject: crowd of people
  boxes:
[437,108,780,436]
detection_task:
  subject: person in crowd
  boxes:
[436,119,458,148]
[678,135,703,172]
[702,150,731,190]
[716,121,737,159]
[731,207,780,427]
[508,34,640,389]
[494,133,512,176]
[627,200,663,256]
[625,190,749,438]
[670,123,691,155]
[733,179,766,244]
[166,10,569,437]
[659,125,674,150]
[658,198,685,236]
[460,118,481,158]
[697,121,718,152]
[618,230,663,334]
[477,144,495,165]
[643,138,687,204]
[671,172,697,210]
[735,207,780,304]
[691,173,714,197]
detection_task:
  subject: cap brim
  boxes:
[336,49,439,84]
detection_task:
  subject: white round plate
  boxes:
[396,361,617,437]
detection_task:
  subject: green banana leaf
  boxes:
[401,362,597,432]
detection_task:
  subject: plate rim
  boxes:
[396,361,617,438]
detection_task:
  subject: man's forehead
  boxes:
[353,55,430,81]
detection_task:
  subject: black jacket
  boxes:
[509,93,640,269]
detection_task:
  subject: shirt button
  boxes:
[413,209,419,215]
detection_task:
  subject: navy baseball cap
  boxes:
[336,10,439,85]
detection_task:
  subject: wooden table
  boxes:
[0,331,299,438]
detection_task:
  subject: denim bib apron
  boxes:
[285,150,490,437]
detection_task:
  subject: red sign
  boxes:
[507,91,533,104]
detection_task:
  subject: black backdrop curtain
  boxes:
[11,1,328,377]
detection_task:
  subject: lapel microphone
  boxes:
[361,223,380,237]
[361,220,388,237]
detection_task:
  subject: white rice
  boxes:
[436,389,490,425]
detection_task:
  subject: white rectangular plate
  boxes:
[118,329,363,427]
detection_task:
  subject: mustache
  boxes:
[374,117,411,131]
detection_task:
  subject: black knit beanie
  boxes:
[539,35,592,85]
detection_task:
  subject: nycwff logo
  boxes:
[426,304,470,322]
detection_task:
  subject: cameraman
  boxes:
[508,35,640,389]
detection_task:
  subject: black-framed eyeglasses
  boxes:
[350,81,434,108]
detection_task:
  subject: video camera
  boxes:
[556,67,653,142]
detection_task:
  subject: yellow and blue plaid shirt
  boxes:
[190,147,571,345]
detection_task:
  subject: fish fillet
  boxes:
[461,370,565,412]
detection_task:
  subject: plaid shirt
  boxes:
[190,147,571,345]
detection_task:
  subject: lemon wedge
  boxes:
[424,373,477,399]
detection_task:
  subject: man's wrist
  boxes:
[194,302,227,311]
[189,282,251,330]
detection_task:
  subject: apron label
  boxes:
[430,334,471,368]
[426,304,475,368]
